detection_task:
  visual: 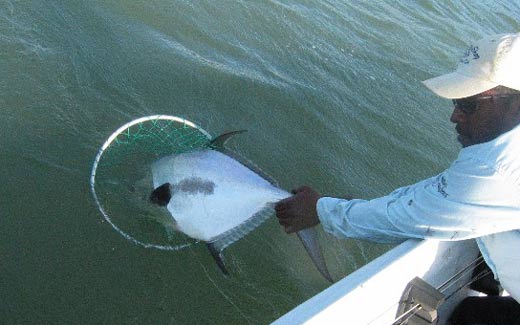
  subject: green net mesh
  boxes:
[90,116,212,250]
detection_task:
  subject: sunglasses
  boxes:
[452,94,519,115]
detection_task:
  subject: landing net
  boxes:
[90,115,212,250]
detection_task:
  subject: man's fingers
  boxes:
[278,219,290,228]
[275,203,289,217]
[275,203,286,212]
[275,196,293,210]
[276,196,297,217]
[277,217,294,233]
[277,215,290,223]
[284,225,295,234]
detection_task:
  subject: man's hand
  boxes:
[275,186,322,233]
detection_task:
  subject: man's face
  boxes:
[450,89,520,147]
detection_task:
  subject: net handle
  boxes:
[89,115,211,250]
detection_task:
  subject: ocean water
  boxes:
[1,1,519,323]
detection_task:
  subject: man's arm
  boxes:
[277,159,520,243]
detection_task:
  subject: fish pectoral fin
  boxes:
[206,243,230,275]
[296,228,334,283]
[210,130,247,150]
[150,183,171,206]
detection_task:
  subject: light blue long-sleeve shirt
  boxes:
[317,124,520,302]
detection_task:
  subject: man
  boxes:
[275,33,520,324]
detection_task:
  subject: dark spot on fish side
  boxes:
[174,177,215,195]
[150,183,171,206]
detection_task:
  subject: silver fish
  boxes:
[150,131,332,282]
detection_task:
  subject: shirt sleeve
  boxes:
[317,158,520,244]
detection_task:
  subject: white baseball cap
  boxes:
[423,33,520,99]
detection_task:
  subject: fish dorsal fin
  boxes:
[210,130,280,187]
[209,130,247,150]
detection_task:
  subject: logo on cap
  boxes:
[460,45,480,64]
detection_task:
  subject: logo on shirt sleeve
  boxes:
[436,175,449,198]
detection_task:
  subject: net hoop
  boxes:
[90,115,212,250]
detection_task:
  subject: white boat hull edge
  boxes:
[273,239,480,325]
